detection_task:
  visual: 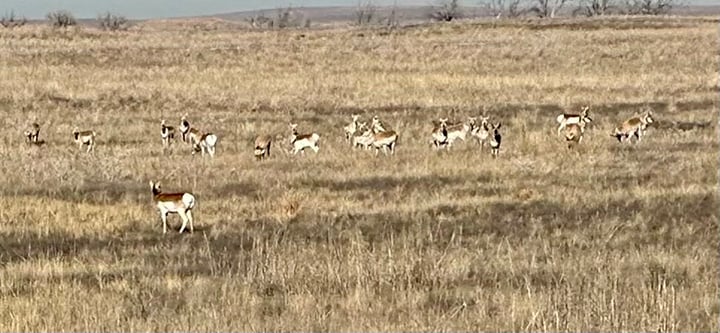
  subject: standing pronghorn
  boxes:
[160,119,176,149]
[612,110,655,143]
[489,123,502,158]
[149,181,196,234]
[343,114,360,143]
[370,116,399,156]
[24,123,40,143]
[565,117,589,149]
[72,127,96,153]
[471,116,491,150]
[444,116,476,148]
[289,123,320,155]
[557,106,592,136]
[431,118,449,149]
[192,132,218,158]
[179,115,191,143]
[352,122,374,150]
[254,135,272,160]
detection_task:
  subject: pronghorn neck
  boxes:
[152,186,162,196]
[290,129,299,143]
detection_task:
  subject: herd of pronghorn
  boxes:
[20,106,655,234]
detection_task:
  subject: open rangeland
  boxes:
[0,16,717,331]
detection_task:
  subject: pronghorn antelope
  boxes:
[24,123,40,143]
[444,116,476,148]
[72,127,96,153]
[254,135,272,160]
[557,106,592,136]
[352,122,374,150]
[370,116,399,155]
[489,123,502,158]
[289,123,320,155]
[192,132,218,157]
[471,116,491,149]
[149,181,196,234]
[431,118,449,148]
[612,110,654,143]
[160,119,176,148]
[564,118,589,149]
[179,115,191,143]
[343,114,360,143]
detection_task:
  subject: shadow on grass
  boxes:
[296,174,492,192]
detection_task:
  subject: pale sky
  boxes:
[1,0,717,19]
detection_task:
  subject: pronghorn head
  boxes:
[580,106,592,123]
[161,119,167,126]
[351,114,360,122]
[467,116,477,130]
[643,110,654,125]
[371,116,386,133]
[438,118,449,129]
[492,122,502,133]
[357,121,367,131]
[289,123,299,132]
[72,127,80,139]
[480,116,490,129]
[23,130,33,141]
[149,181,162,195]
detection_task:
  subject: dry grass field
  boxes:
[0,16,717,331]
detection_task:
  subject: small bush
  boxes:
[47,10,76,28]
[97,12,129,31]
[430,0,462,22]
[1,11,27,28]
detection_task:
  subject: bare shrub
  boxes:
[622,0,676,14]
[47,10,77,28]
[275,6,310,29]
[356,1,378,25]
[574,0,614,15]
[528,0,571,17]
[97,12,130,31]
[1,11,27,28]
[430,0,462,22]
[482,0,526,18]
[249,14,273,29]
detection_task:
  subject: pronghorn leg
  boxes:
[186,210,194,233]
[178,210,189,234]
[160,211,168,234]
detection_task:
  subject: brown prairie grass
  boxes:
[0,16,717,331]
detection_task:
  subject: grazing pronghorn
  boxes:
[431,118,449,148]
[445,116,476,148]
[612,110,655,143]
[471,116,491,149]
[565,118,589,149]
[254,135,272,160]
[192,132,218,157]
[489,123,502,158]
[352,122,374,150]
[557,106,592,136]
[289,123,320,155]
[72,127,96,153]
[149,181,195,234]
[370,116,399,156]
[179,115,191,143]
[24,123,40,143]
[160,119,176,148]
[343,114,360,143]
